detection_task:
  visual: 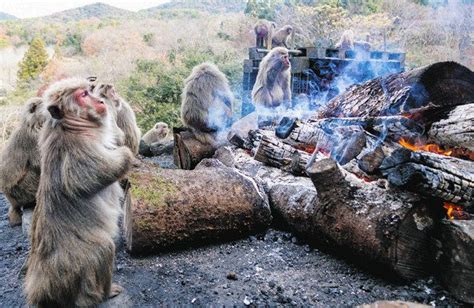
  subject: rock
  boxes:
[243,296,252,306]
[213,146,236,168]
[226,272,238,280]
[138,140,152,157]
[357,301,430,308]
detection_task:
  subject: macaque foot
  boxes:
[109,283,123,298]
[8,208,22,227]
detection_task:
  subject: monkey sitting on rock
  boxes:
[25,78,133,307]
[93,83,141,155]
[251,47,292,108]
[0,97,46,227]
[181,62,234,145]
[142,122,170,145]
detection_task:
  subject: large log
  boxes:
[173,128,217,170]
[123,159,272,255]
[380,148,474,211]
[428,103,474,153]
[433,219,474,304]
[303,158,439,280]
[317,62,474,123]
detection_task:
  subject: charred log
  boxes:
[305,158,438,280]
[123,159,272,255]
[433,219,474,304]
[381,148,474,211]
[173,128,217,170]
[317,62,474,124]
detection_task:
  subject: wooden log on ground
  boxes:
[433,219,474,304]
[380,148,474,211]
[173,128,217,170]
[428,103,474,152]
[123,159,272,255]
[317,62,474,123]
[303,158,438,280]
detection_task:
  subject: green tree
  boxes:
[17,36,48,84]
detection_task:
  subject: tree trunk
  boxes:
[433,219,474,304]
[123,159,272,255]
[173,128,217,170]
[303,158,439,280]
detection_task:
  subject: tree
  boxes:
[17,36,48,84]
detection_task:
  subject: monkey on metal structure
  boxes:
[254,19,276,49]
[181,62,234,145]
[93,83,141,155]
[251,47,292,108]
[0,97,46,227]
[24,78,133,307]
[272,25,293,48]
[335,30,355,50]
[142,122,170,145]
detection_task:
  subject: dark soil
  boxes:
[0,192,464,307]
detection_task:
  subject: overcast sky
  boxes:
[0,0,170,18]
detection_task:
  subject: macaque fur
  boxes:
[181,62,234,145]
[336,30,371,51]
[254,19,276,49]
[0,97,46,226]
[272,25,293,48]
[93,83,141,155]
[142,122,170,145]
[25,78,133,307]
[251,47,292,108]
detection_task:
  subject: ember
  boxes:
[443,202,471,220]
[399,138,452,156]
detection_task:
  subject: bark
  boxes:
[173,128,217,170]
[123,159,272,255]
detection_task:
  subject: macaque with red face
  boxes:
[25,78,133,307]
[251,47,292,108]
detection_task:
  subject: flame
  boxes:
[443,202,470,220]
[294,144,316,154]
[399,138,452,156]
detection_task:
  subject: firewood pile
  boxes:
[126,61,474,304]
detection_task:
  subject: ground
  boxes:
[0,192,462,307]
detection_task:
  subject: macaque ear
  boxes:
[47,105,64,120]
[29,102,38,113]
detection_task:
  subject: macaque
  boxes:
[335,30,355,50]
[24,78,133,307]
[254,19,276,49]
[93,83,141,155]
[0,97,46,226]
[251,47,292,108]
[142,122,170,145]
[272,25,293,48]
[181,62,234,145]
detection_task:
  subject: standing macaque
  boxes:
[251,47,292,108]
[0,97,46,226]
[93,83,141,155]
[254,19,276,49]
[181,62,234,145]
[335,30,355,50]
[272,25,293,48]
[24,78,133,307]
[142,122,170,145]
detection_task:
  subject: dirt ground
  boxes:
[0,191,465,307]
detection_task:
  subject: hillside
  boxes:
[45,2,133,22]
[0,12,17,20]
[142,0,245,15]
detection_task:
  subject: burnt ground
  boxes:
[0,194,466,307]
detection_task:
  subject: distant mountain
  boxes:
[141,0,245,15]
[0,12,17,20]
[45,2,134,22]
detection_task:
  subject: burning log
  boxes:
[123,159,272,255]
[380,148,474,211]
[317,61,474,123]
[428,103,474,153]
[433,219,474,304]
[304,158,438,280]
[173,128,217,170]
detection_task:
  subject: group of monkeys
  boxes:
[0,20,295,306]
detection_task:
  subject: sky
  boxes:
[0,0,170,18]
